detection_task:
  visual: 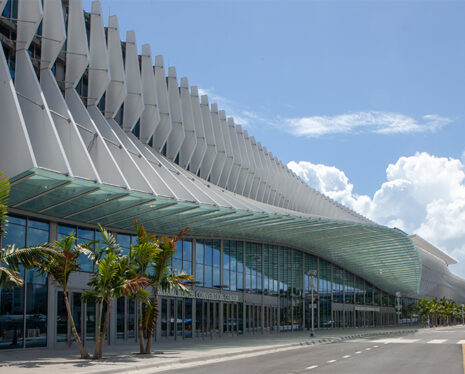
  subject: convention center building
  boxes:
[1,0,464,350]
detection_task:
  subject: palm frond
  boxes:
[0,265,23,287]
[97,224,121,254]
[0,172,10,238]
[123,275,151,296]
[1,244,61,270]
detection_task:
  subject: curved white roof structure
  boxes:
[0,0,422,295]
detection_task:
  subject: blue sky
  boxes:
[83,0,465,276]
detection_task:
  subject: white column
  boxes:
[208,103,227,185]
[152,55,172,152]
[105,15,127,119]
[199,95,216,180]
[188,86,207,174]
[178,77,197,169]
[87,1,110,107]
[166,67,185,160]
[139,44,160,144]
[122,30,144,132]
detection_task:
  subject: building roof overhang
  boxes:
[7,167,422,295]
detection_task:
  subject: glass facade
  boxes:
[195,239,221,288]
[172,239,193,275]
[223,240,243,291]
[0,216,49,349]
[0,214,398,348]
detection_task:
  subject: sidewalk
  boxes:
[0,326,418,374]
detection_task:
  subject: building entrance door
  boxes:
[222,302,238,336]
[194,299,219,338]
[160,297,192,340]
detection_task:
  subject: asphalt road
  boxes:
[157,326,465,374]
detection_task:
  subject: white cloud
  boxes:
[288,152,465,277]
[284,111,452,137]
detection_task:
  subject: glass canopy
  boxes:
[8,168,421,295]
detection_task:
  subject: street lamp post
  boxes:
[307,270,317,337]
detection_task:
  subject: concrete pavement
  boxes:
[0,326,418,374]
[155,326,465,374]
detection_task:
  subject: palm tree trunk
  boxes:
[98,300,112,359]
[93,300,104,359]
[63,290,89,359]
[145,293,158,354]
[139,301,145,354]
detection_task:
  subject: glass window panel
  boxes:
[213,240,220,267]
[204,265,212,288]
[58,224,74,238]
[237,271,243,290]
[3,217,26,248]
[196,263,204,285]
[117,234,131,255]
[77,228,94,272]
[173,258,182,273]
[173,241,182,260]
[128,298,135,339]
[56,291,67,343]
[117,234,131,249]
[205,241,213,266]
[183,240,192,262]
[213,267,220,287]
[0,285,24,349]
[230,272,236,291]
[182,260,192,275]
[196,240,204,264]
[117,297,124,339]
[86,299,96,341]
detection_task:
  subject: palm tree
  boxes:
[83,225,150,359]
[34,233,92,359]
[130,221,192,354]
[129,222,161,354]
[143,232,192,354]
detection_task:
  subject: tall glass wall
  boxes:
[319,259,332,327]
[0,216,49,349]
[195,239,220,288]
[0,214,398,348]
[245,242,262,293]
[223,240,244,291]
[172,239,193,275]
[263,244,279,295]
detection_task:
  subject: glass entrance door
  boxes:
[160,297,193,340]
[222,303,238,336]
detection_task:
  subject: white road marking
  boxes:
[306,365,318,370]
[373,345,379,348]
[327,360,336,363]
[457,340,465,344]
[427,339,447,344]
[371,338,420,344]
[355,351,362,354]
[365,348,371,351]
[343,355,351,358]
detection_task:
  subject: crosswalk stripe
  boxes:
[372,338,420,344]
[427,339,447,344]
[457,340,465,345]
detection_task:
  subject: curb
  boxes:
[98,328,417,374]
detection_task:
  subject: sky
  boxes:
[83,0,465,277]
